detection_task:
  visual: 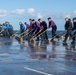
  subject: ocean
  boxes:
[47,30,66,37]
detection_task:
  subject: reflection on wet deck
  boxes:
[0,37,76,75]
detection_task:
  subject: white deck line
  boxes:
[24,67,52,75]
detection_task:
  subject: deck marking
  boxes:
[0,53,9,56]
[24,67,52,75]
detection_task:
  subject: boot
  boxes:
[71,41,75,44]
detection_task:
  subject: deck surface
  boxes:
[0,37,76,75]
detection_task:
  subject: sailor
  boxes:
[71,17,76,44]
[19,22,25,36]
[63,17,72,43]
[5,21,14,37]
[24,22,31,30]
[29,19,33,30]
[24,22,31,40]
[1,23,10,37]
[38,19,48,41]
[31,19,40,41]
[48,17,59,42]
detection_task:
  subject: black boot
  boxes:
[56,36,60,41]
[63,40,66,43]
[71,41,75,44]
[51,38,54,42]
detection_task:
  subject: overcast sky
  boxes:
[0,0,76,30]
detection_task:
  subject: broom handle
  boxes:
[18,29,28,36]
[60,32,76,38]
[11,29,28,38]
[34,29,48,39]
[60,30,74,38]
[22,29,34,38]
[0,30,4,34]
[72,34,76,38]
[10,30,20,37]
[31,29,43,39]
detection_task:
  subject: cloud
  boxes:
[37,13,43,18]
[1,8,76,20]
[0,10,7,17]
[12,9,25,15]
[70,11,76,17]
[41,11,75,19]
[27,8,35,15]
[11,8,35,17]
[64,14,70,18]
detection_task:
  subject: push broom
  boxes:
[10,29,29,39]
[30,29,43,40]
[15,29,34,44]
[63,34,76,45]
[10,30,20,38]
[30,29,50,43]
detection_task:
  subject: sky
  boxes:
[0,0,76,30]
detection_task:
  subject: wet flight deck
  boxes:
[0,37,76,75]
